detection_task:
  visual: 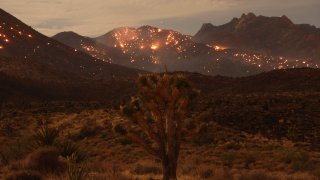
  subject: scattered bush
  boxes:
[116,137,132,145]
[5,171,42,180]
[199,168,214,179]
[0,120,15,137]
[220,153,239,168]
[184,118,197,131]
[239,171,276,180]
[131,164,162,175]
[243,153,257,169]
[67,164,89,180]
[278,149,313,172]
[74,123,101,140]
[26,146,66,173]
[33,125,59,147]
[57,140,87,163]
[223,142,241,150]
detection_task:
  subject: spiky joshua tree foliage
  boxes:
[114,73,196,180]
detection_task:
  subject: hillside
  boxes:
[193,13,320,63]
[53,26,269,77]
[53,18,319,77]
[0,8,142,102]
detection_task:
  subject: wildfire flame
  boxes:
[151,44,159,50]
[213,45,227,51]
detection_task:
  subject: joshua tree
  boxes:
[114,73,196,180]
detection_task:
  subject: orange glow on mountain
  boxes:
[213,45,227,51]
[151,44,159,50]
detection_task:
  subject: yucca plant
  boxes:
[33,125,59,147]
[58,140,87,163]
[67,165,89,180]
[67,155,89,180]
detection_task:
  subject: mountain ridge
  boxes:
[193,13,320,61]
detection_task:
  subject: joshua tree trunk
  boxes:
[162,157,177,180]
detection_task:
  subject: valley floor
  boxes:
[0,101,320,179]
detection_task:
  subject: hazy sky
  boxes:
[1,0,319,37]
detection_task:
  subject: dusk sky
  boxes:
[1,0,319,37]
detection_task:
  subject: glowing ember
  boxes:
[0,45,3,49]
[213,45,226,51]
[28,34,32,38]
[4,39,9,42]
[151,44,159,50]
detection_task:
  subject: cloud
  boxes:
[34,18,75,29]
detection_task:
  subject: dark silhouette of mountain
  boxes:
[0,8,141,102]
[188,68,320,94]
[52,31,126,65]
[52,31,96,51]
[193,13,320,62]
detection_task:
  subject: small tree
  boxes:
[114,73,196,180]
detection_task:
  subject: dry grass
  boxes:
[1,104,320,179]
[25,146,67,174]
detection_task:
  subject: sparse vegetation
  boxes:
[220,152,239,168]
[1,81,320,179]
[278,148,313,172]
[26,146,66,174]
[5,171,42,180]
[67,164,89,180]
[57,140,87,163]
[33,125,59,147]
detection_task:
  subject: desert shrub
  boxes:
[33,125,59,147]
[5,171,42,180]
[239,171,276,180]
[199,123,209,134]
[184,118,197,131]
[196,110,213,123]
[220,153,239,168]
[223,142,241,150]
[116,137,132,145]
[192,124,214,146]
[258,145,279,151]
[1,138,33,165]
[131,163,162,175]
[0,151,9,166]
[57,140,87,163]
[0,119,15,136]
[74,123,101,140]
[7,160,25,172]
[278,149,313,172]
[26,146,66,173]
[192,134,214,146]
[67,164,89,180]
[243,153,257,169]
[199,168,214,179]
